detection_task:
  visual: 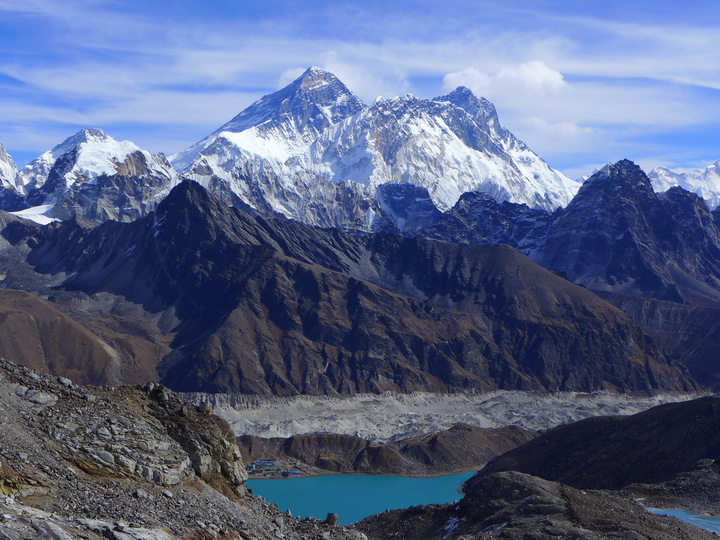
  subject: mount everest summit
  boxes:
[2,67,720,230]
[174,67,580,228]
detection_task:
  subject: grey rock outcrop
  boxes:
[357,470,715,539]
[0,358,362,539]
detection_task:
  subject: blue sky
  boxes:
[1,0,720,178]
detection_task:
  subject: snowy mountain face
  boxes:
[173,68,579,230]
[11,128,180,223]
[174,66,365,171]
[307,87,579,212]
[0,143,18,190]
[174,67,375,228]
[0,143,26,212]
[649,162,720,209]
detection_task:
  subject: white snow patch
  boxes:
[650,161,720,209]
[10,204,59,225]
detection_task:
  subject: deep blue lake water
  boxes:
[648,508,720,533]
[246,471,476,524]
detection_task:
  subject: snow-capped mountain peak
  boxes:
[52,127,111,155]
[0,142,18,190]
[649,161,720,209]
[18,128,177,193]
[10,128,179,223]
[220,66,363,133]
[173,68,580,229]
[173,67,365,172]
[307,84,579,211]
[436,87,503,137]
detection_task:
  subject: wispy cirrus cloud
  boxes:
[1,0,720,176]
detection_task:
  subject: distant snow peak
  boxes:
[57,127,110,148]
[19,128,178,191]
[7,128,180,223]
[649,161,720,209]
[173,68,580,229]
[0,142,18,190]
[297,66,336,88]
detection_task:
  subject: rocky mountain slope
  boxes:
[421,190,554,253]
[410,160,720,388]
[357,470,714,540]
[238,424,535,476]
[0,358,364,539]
[17,180,689,395]
[474,396,720,490]
[2,129,179,223]
[536,160,720,305]
[597,291,720,388]
[174,67,579,229]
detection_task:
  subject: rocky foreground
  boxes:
[0,358,364,539]
[2,356,720,539]
[357,470,715,540]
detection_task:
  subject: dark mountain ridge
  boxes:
[537,160,720,304]
[473,396,720,490]
[426,160,720,306]
[12,180,690,395]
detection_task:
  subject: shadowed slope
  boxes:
[26,181,689,395]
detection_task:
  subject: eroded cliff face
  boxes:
[597,291,720,388]
[0,359,364,540]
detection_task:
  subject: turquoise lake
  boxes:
[246,471,476,524]
[648,508,720,533]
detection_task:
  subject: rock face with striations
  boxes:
[238,424,536,476]
[598,292,720,389]
[420,190,554,254]
[23,180,689,395]
[0,358,364,539]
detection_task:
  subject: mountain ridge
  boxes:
[172,67,579,229]
[5,128,180,223]
[19,179,690,395]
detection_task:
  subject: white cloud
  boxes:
[319,51,410,101]
[444,61,566,100]
[520,117,595,146]
[278,67,307,88]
